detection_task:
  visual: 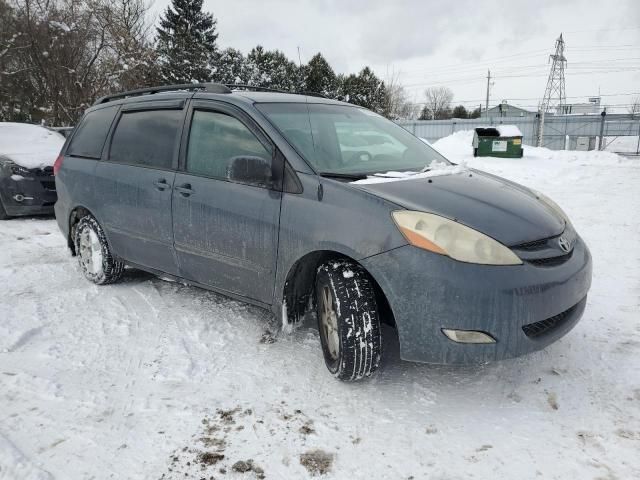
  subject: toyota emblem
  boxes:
[558,236,571,253]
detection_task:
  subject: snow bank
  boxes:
[432,130,475,160]
[0,123,65,169]
[433,129,629,166]
[496,125,522,137]
[604,135,639,153]
[521,143,625,165]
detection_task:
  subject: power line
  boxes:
[401,58,640,83]
[403,67,640,88]
[398,50,549,74]
[398,45,640,77]
[569,45,640,50]
[407,91,640,106]
[499,68,640,78]
[563,26,640,34]
[406,101,640,108]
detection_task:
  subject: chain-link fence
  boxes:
[396,113,640,153]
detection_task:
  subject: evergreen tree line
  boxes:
[2,0,416,125]
[418,103,482,120]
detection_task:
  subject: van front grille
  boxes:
[522,303,578,338]
[526,251,572,267]
[513,237,550,251]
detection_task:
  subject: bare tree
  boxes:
[1,0,157,125]
[420,86,453,120]
[91,0,160,92]
[383,70,418,120]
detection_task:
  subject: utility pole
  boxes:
[538,33,567,146]
[485,70,491,115]
[598,110,607,151]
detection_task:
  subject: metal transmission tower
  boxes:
[537,34,567,146]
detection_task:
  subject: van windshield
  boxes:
[256,103,450,176]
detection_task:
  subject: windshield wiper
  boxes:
[318,172,367,180]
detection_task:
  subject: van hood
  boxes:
[353,170,565,246]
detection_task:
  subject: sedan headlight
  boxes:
[392,211,522,265]
[8,163,32,176]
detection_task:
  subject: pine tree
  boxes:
[212,48,248,85]
[156,0,218,83]
[304,53,338,98]
[339,67,387,114]
[452,105,468,119]
[418,106,431,120]
[245,46,299,91]
[469,107,481,119]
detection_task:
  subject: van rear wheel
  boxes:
[74,215,124,285]
[315,261,382,381]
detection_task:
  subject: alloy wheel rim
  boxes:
[79,228,103,275]
[320,285,340,361]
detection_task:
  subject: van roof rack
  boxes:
[299,91,329,99]
[226,84,289,94]
[226,84,328,99]
[94,83,232,105]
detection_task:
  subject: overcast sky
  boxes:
[151,0,640,112]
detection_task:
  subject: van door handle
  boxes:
[175,183,193,197]
[153,179,170,191]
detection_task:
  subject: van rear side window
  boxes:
[109,109,181,169]
[67,106,117,159]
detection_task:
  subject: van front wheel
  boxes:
[315,261,382,381]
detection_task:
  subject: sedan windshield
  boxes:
[256,103,450,176]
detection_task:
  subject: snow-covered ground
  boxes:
[1,132,639,479]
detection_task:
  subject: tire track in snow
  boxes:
[6,326,45,353]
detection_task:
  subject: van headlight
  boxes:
[392,211,522,265]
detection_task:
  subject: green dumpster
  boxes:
[473,125,523,158]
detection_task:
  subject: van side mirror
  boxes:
[226,156,273,188]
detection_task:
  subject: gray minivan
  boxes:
[54,83,592,381]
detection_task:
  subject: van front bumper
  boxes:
[360,237,592,364]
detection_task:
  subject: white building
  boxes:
[557,97,601,115]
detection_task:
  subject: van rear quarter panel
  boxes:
[273,172,407,314]
[54,157,100,237]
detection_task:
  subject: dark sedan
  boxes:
[0,123,64,219]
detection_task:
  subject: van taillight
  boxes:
[53,154,63,175]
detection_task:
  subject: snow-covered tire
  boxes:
[315,261,382,381]
[74,215,124,285]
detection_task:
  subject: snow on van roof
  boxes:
[496,125,522,137]
[0,122,65,169]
